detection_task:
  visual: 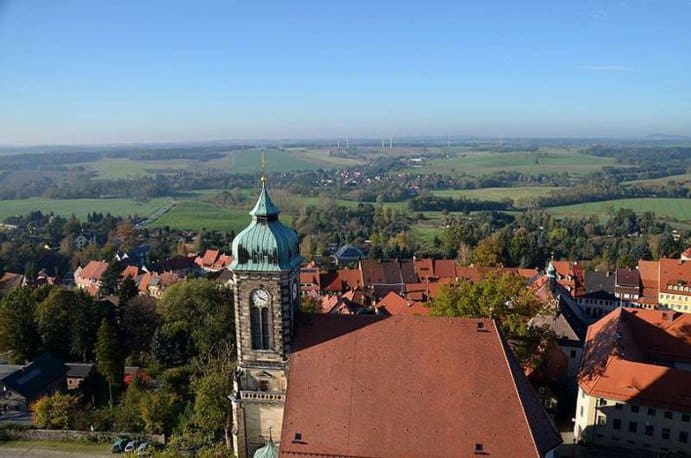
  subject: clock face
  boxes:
[251,289,270,307]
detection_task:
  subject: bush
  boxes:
[31,392,81,429]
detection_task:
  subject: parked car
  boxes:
[124,440,139,453]
[136,441,151,456]
[112,437,130,453]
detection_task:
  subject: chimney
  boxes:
[476,321,485,332]
[474,443,484,454]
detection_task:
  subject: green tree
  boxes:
[121,295,160,359]
[0,287,39,362]
[192,368,234,447]
[471,236,504,267]
[118,276,139,307]
[158,279,234,358]
[100,261,122,295]
[429,273,547,366]
[95,318,124,406]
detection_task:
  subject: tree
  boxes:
[95,318,124,405]
[429,273,546,366]
[118,276,139,307]
[32,392,81,429]
[471,236,504,267]
[158,279,234,359]
[100,261,123,296]
[121,295,160,359]
[192,368,234,447]
[0,287,39,363]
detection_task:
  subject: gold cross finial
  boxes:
[260,150,267,183]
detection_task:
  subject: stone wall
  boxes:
[1,428,164,444]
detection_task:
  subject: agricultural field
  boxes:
[75,157,190,180]
[0,197,169,221]
[431,186,560,201]
[624,173,691,186]
[403,148,615,176]
[547,198,691,223]
[70,148,363,180]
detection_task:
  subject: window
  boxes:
[250,306,271,350]
[647,408,656,416]
[570,349,577,359]
[629,422,638,433]
[597,416,606,426]
[580,406,584,417]
[664,411,673,420]
[631,405,640,413]
[662,428,671,440]
[680,431,688,444]
[613,419,622,430]
[645,425,654,436]
[682,414,690,423]
[598,398,607,407]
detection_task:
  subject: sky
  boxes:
[1,0,690,144]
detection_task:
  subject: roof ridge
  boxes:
[492,319,541,458]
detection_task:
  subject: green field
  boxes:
[548,198,691,222]
[150,200,252,232]
[0,440,111,456]
[431,186,560,201]
[77,158,189,180]
[405,149,615,176]
[0,197,169,221]
[624,173,691,186]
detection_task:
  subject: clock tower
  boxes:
[229,178,302,457]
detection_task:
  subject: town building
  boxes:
[73,260,109,296]
[229,181,561,457]
[575,308,691,454]
[0,353,67,414]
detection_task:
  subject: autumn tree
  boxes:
[32,392,81,429]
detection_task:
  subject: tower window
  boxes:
[251,306,271,350]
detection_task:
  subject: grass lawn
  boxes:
[0,439,111,455]
[149,200,252,232]
[548,198,691,222]
[0,197,170,221]
[431,186,560,201]
[404,148,615,176]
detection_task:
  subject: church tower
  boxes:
[229,177,303,457]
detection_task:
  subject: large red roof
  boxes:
[281,314,560,457]
[579,308,691,412]
[79,261,109,281]
[375,291,429,316]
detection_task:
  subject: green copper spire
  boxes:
[249,181,280,218]
[231,175,303,272]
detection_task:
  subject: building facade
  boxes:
[575,308,691,455]
[229,180,302,458]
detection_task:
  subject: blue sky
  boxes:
[1,0,690,144]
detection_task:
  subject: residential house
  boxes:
[577,270,618,318]
[332,244,365,265]
[74,260,109,296]
[614,268,641,303]
[65,363,95,391]
[195,249,233,272]
[0,272,26,293]
[575,308,691,454]
[658,258,691,313]
[73,232,96,250]
[0,353,67,414]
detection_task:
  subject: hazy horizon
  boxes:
[2,1,691,144]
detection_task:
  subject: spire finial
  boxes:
[260,149,267,183]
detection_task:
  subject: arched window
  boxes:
[250,289,272,350]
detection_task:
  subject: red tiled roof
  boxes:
[413,258,434,280]
[121,265,139,279]
[80,261,109,281]
[659,258,691,295]
[434,259,457,278]
[338,268,363,290]
[299,268,320,287]
[214,254,232,269]
[281,315,561,457]
[376,291,429,316]
[637,260,659,304]
[319,272,343,293]
[426,277,456,299]
[579,308,691,412]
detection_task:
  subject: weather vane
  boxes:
[260,149,267,183]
